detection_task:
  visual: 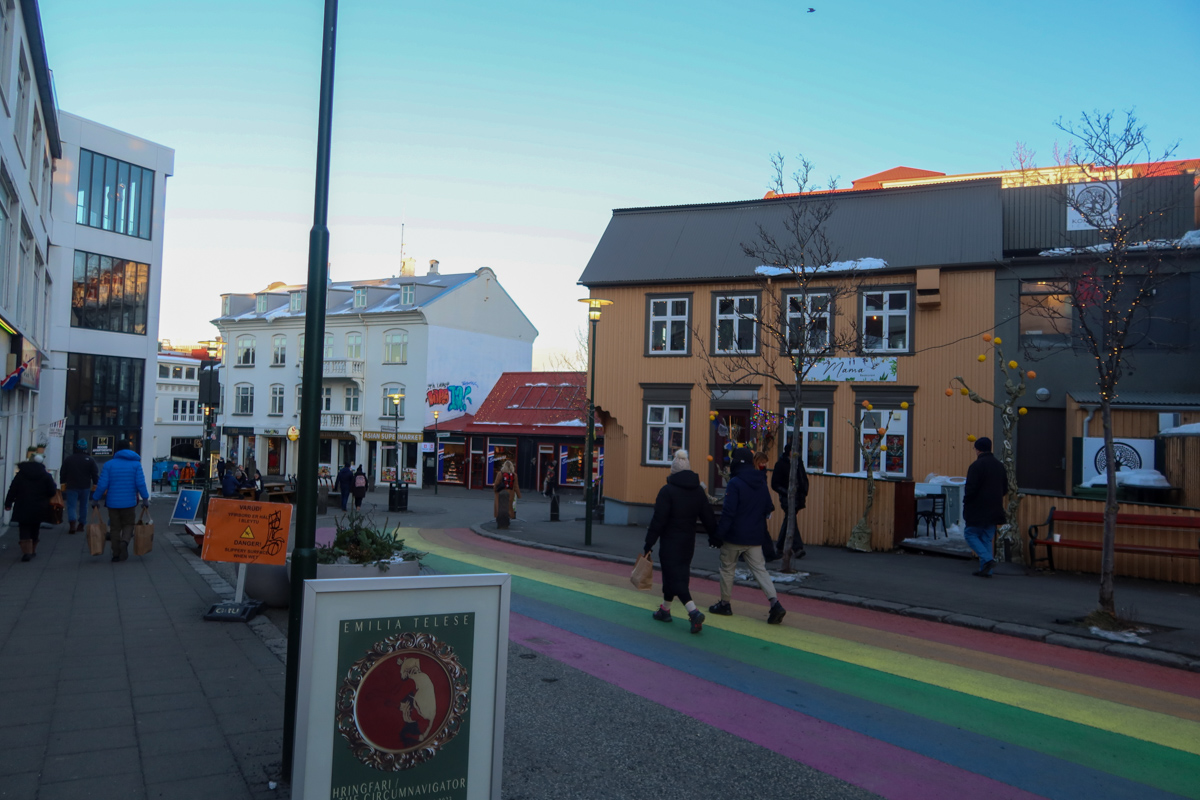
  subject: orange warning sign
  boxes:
[202,497,292,565]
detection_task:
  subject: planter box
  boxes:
[314,559,420,579]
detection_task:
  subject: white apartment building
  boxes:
[213,263,537,486]
[151,350,205,462]
[0,1,59,479]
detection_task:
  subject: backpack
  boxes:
[354,474,367,489]
[500,472,514,491]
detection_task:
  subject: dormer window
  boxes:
[222,296,231,316]
[400,285,415,305]
[256,295,268,314]
[354,288,367,308]
[290,291,306,313]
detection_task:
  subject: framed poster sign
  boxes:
[292,574,510,800]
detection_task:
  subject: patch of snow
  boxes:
[755,257,889,278]
[838,470,886,479]
[548,420,586,427]
[734,569,808,584]
[1088,626,1148,645]
[1040,231,1200,257]
[923,474,967,485]
[1083,468,1172,488]
[1161,422,1200,436]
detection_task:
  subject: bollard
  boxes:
[388,482,399,512]
[549,494,559,522]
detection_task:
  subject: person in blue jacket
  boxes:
[220,469,241,498]
[708,448,787,624]
[91,445,150,562]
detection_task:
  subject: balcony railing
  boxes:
[320,412,362,431]
[323,359,365,379]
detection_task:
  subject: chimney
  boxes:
[428,259,440,275]
[400,257,416,277]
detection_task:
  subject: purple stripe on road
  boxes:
[511,613,1041,800]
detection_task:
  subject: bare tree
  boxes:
[1021,110,1182,615]
[846,405,893,551]
[693,153,875,570]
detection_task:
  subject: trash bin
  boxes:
[389,481,409,512]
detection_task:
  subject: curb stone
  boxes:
[471,524,1200,674]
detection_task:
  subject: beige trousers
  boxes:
[718,543,777,603]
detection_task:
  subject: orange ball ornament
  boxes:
[861,400,870,408]
[977,354,986,362]
[944,388,953,397]
[982,333,993,342]
[1026,370,1037,379]
[706,454,714,462]
[876,427,887,436]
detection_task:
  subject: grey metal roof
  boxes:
[1069,391,1200,408]
[578,179,1003,286]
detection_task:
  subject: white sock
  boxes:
[661,602,672,611]
[685,601,697,613]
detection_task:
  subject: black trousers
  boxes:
[775,493,805,553]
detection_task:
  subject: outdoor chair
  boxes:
[915,494,948,538]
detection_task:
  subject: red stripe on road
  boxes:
[509,612,1040,800]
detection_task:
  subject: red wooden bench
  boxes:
[1028,507,1200,571]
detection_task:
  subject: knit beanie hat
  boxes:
[670,449,691,474]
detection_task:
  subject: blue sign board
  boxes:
[171,489,204,524]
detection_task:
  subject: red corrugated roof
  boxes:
[423,372,598,436]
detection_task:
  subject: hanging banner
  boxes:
[806,357,897,383]
[292,574,510,800]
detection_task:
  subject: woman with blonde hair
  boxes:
[493,459,520,526]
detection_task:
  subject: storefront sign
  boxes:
[201,498,292,566]
[421,442,436,453]
[19,339,39,389]
[1081,438,1156,484]
[260,428,282,436]
[93,435,115,457]
[292,574,510,800]
[1067,181,1118,231]
[362,430,424,442]
[224,427,255,436]
[806,357,897,383]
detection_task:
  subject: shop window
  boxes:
[561,443,585,485]
[646,405,685,464]
[782,407,829,473]
[1019,281,1073,346]
[860,408,908,477]
[714,294,757,354]
[439,438,466,483]
[647,295,690,355]
[862,290,911,353]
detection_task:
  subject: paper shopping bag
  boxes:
[630,552,654,591]
[133,507,155,556]
[86,508,107,556]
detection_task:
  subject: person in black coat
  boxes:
[709,448,786,624]
[5,455,58,561]
[220,470,241,498]
[643,450,717,634]
[351,466,368,509]
[770,441,809,560]
[963,436,1008,577]
[60,441,99,535]
[335,463,354,511]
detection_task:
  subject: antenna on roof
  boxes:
[398,223,405,278]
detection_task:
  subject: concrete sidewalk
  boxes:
[0,499,286,800]
[485,492,1200,669]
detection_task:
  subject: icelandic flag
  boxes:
[0,360,27,391]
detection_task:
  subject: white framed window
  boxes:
[234,384,254,415]
[290,291,305,312]
[345,386,360,413]
[221,296,231,316]
[297,333,304,365]
[787,292,831,353]
[648,297,689,354]
[29,108,40,198]
[346,332,362,360]
[269,384,285,415]
[14,49,28,156]
[860,408,908,477]
[0,180,11,310]
[382,384,406,418]
[782,407,829,473]
[714,294,757,354]
[185,367,196,380]
[0,2,13,104]
[645,405,686,464]
[400,285,415,305]
[323,332,333,359]
[158,364,169,378]
[256,294,267,313]
[295,384,302,413]
[236,335,255,366]
[353,287,367,308]
[171,366,183,379]
[862,290,910,353]
[321,386,332,412]
[384,330,408,363]
[272,334,287,365]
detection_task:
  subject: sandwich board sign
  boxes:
[292,573,510,800]
[170,489,205,524]
[200,497,293,622]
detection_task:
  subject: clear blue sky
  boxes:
[41,0,1200,366]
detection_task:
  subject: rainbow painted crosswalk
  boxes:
[404,527,1200,799]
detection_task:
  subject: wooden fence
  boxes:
[1018,493,1199,584]
[1162,435,1200,510]
[771,474,914,552]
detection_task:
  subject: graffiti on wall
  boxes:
[426,381,478,413]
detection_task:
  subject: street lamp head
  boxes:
[433,410,439,420]
[578,297,613,321]
[198,339,222,359]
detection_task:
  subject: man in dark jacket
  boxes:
[963,436,1007,577]
[770,441,808,560]
[709,449,786,624]
[91,445,150,562]
[335,463,354,511]
[5,455,58,561]
[643,450,717,634]
[220,470,240,498]
[60,439,99,535]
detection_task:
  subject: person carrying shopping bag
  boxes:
[643,450,717,634]
[91,444,150,563]
[5,454,58,562]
